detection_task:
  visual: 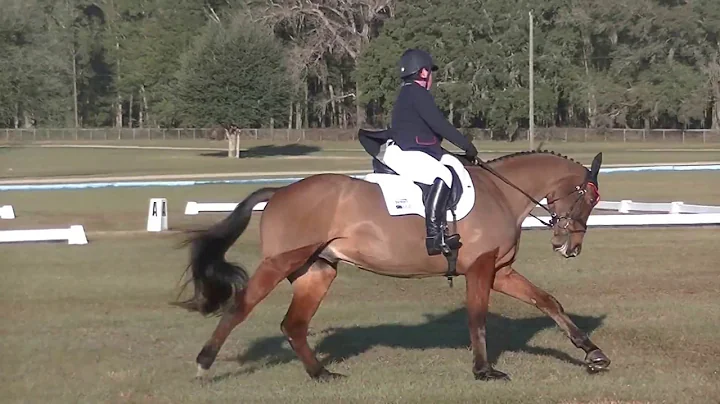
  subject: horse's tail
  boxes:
[172,187,280,316]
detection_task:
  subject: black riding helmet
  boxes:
[398,48,438,80]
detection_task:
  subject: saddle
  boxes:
[359,128,465,213]
[359,128,473,286]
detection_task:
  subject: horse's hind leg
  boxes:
[281,258,340,381]
[492,266,611,373]
[195,244,322,378]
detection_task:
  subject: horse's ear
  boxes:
[589,152,602,183]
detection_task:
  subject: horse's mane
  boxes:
[484,149,587,171]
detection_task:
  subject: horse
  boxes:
[173,131,610,382]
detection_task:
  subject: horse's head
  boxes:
[546,152,602,258]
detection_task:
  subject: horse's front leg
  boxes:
[492,266,611,373]
[464,250,511,381]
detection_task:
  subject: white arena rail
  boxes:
[1,205,15,219]
[522,213,720,228]
[0,225,88,245]
[537,198,720,214]
[185,198,720,228]
[185,201,266,215]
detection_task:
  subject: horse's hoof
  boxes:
[474,367,511,381]
[312,368,347,382]
[585,349,611,373]
[195,363,208,379]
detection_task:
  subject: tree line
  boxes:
[1,0,718,139]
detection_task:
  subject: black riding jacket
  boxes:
[390,82,477,160]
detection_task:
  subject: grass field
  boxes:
[1,145,720,403]
[2,140,719,180]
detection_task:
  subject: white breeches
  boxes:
[382,143,456,186]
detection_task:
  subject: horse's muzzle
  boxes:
[553,240,581,258]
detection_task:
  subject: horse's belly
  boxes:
[324,232,449,277]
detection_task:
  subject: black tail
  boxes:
[173,187,280,316]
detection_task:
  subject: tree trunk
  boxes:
[23,110,33,129]
[303,83,309,128]
[294,102,302,130]
[288,102,293,129]
[340,74,348,129]
[140,85,148,128]
[355,81,365,128]
[115,96,122,128]
[329,84,337,126]
[128,93,133,128]
[582,42,596,128]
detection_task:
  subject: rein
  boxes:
[471,158,597,230]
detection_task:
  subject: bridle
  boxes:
[473,159,600,232]
[544,181,600,234]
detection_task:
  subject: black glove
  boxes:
[465,144,478,161]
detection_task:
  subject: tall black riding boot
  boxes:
[425,178,462,256]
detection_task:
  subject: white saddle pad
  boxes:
[362,156,476,222]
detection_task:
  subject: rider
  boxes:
[382,48,479,256]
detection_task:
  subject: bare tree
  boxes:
[256,0,394,127]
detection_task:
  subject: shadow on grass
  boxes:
[212,307,606,381]
[200,144,322,158]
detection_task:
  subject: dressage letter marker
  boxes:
[147,198,168,232]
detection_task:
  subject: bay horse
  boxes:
[174,136,610,382]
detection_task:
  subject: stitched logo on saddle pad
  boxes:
[394,198,410,210]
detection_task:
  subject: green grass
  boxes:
[1,141,719,180]
[2,228,718,403]
[0,146,370,179]
[1,153,719,403]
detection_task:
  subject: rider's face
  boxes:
[416,68,433,89]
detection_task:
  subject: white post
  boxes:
[670,201,684,214]
[618,200,633,213]
[147,198,168,232]
[0,205,15,219]
[68,225,89,244]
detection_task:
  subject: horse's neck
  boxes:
[485,155,584,223]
